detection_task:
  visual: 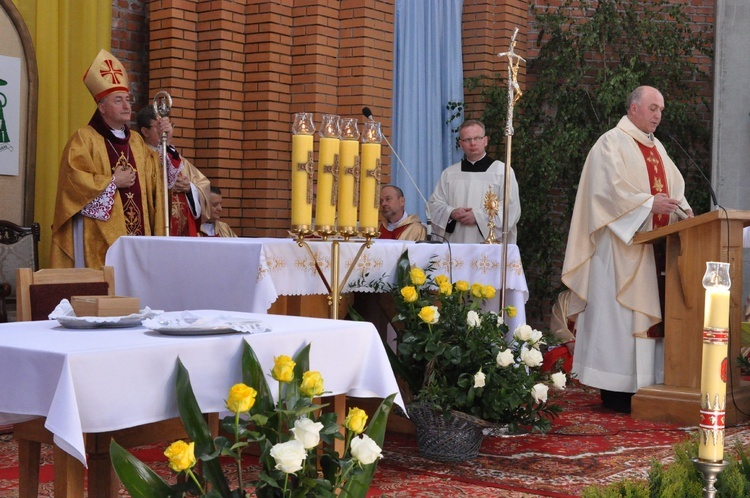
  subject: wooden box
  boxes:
[70,296,140,317]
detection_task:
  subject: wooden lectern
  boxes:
[631,209,750,425]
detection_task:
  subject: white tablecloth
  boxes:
[106,236,529,331]
[0,311,403,466]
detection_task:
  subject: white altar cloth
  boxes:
[106,237,529,331]
[0,311,403,466]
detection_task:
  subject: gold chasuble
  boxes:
[50,110,166,268]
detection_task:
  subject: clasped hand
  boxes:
[451,207,476,225]
[113,164,135,188]
[651,193,692,217]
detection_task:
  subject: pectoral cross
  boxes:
[297,150,315,203]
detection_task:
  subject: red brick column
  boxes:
[148,0,395,237]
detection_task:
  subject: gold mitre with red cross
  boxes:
[83,49,129,102]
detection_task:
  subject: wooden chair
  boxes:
[0,220,40,322]
[13,266,217,498]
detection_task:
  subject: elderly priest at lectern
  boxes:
[561,86,693,414]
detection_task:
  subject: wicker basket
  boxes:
[408,403,484,462]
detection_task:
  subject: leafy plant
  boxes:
[385,250,563,433]
[110,342,395,497]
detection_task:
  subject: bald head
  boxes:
[626,86,664,135]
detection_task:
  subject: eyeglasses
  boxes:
[459,136,485,144]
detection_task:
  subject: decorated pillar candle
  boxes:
[359,120,383,234]
[698,261,731,462]
[337,118,360,233]
[316,114,340,232]
[291,113,315,229]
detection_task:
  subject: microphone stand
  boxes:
[364,110,439,243]
[497,28,525,312]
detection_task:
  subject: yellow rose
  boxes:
[272,355,296,383]
[455,280,469,292]
[164,440,196,473]
[409,267,426,286]
[300,371,325,397]
[418,305,439,325]
[507,305,517,318]
[345,407,368,434]
[471,283,483,298]
[482,285,496,299]
[400,286,418,303]
[226,383,257,413]
[438,281,452,296]
[434,275,449,286]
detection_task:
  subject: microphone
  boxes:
[362,107,439,243]
[663,131,719,208]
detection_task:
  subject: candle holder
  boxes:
[315,114,341,240]
[359,121,383,238]
[692,459,728,498]
[291,112,315,237]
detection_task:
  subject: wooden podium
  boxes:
[631,209,750,425]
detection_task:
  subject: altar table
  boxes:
[106,237,529,332]
[0,311,403,494]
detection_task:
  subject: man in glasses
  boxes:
[51,49,167,268]
[428,119,521,244]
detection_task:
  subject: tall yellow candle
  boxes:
[698,262,731,462]
[291,134,314,227]
[290,113,315,229]
[359,142,381,232]
[337,139,359,231]
[316,114,340,231]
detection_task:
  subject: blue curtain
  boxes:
[392,0,464,223]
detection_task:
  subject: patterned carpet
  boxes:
[2,384,749,497]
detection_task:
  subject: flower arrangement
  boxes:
[386,252,563,433]
[110,341,396,497]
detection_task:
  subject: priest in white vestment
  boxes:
[428,120,521,244]
[561,86,693,413]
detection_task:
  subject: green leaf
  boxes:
[340,393,396,497]
[175,358,232,496]
[241,341,275,415]
[109,440,175,498]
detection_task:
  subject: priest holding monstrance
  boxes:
[51,49,167,268]
[562,86,693,414]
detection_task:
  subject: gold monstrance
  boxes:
[482,187,500,244]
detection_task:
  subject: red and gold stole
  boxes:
[636,141,670,229]
[167,155,199,237]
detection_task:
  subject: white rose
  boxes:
[496,349,515,368]
[350,434,383,465]
[551,371,567,389]
[473,369,486,388]
[529,329,544,347]
[290,417,324,449]
[531,383,549,404]
[514,324,533,342]
[496,313,504,327]
[520,347,543,368]
[466,310,481,329]
[270,439,306,473]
